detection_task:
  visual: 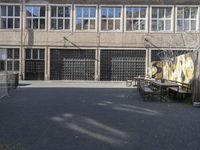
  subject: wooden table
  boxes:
[151,80,179,101]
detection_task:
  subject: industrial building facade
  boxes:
[0,0,199,81]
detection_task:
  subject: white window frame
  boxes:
[0,4,21,30]
[0,48,20,72]
[25,48,45,60]
[99,5,123,32]
[49,4,72,31]
[175,5,199,33]
[24,4,47,31]
[74,4,98,32]
[150,5,174,33]
[124,5,148,32]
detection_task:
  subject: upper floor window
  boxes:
[0,5,20,29]
[75,6,96,31]
[151,7,173,32]
[101,6,122,31]
[126,6,147,31]
[50,6,71,30]
[26,6,46,30]
[25,49,45,60]
[177,7,199,32]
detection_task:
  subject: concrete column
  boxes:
[45,47,50,80]
[95,48,101,81]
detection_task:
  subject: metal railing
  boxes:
[0,73,18,99]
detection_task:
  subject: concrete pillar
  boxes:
[45,47,50,80]
[95,48,101,81]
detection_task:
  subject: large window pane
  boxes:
[7,49,13,59]
[191,8,198,18]
[65,19,70,29]
[33,19,38,29]
[108,8,114,18]
[177,20,183,31]
[90,7,96,17]
[51,6,57,17]
[58,19,63,29]
[1,18,6,29]
[165,20,171,31]
[115,8,121,18]
[8,18,13,28]
[33,7,39,17]
[191,20,196,31]
[51,19,56,29]
[65,7,70,17]
[83,19,88,29]
[159,8,164,18]
[184,20,189,31]
[76,19,82,30]
[15,6,20,16]
[33,49,38,59]
[40,19,45,29]
[101,8,107,18]
[39,50,45,60]
[15,19,20,30]
[1,6,6,16]
[40,6,45,17]
[90,19,95,29]
[14,49,19,59]
[101,20,107,30]
[76,7,82,17]
[133,20,139,30]
[26,49,31,59]
[133,8,139,18]
[126,8,132,18]
[177,8,183,19]
[140,8,146,18]
[58,7,63,17]
[83,7,89,17]
[108,20,113,30]
[184,8,190,18]
[152,8,157,18]
[8,6,13,16]
[151,20,157,31]
[126,20,132,31]
[26,18,32,29]
[115,20,120,30]
[26,6,32,17]
[166,8,172,18]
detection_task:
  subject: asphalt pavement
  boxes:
[0,87,199,150]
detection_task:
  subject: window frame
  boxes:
[175,5,200,33]
[24,4,47,31]
[0,3,21,30]
[124,5,148,32]
[0,48,20,72]
[25,48,45,60]
[48,4,72,31]
[74,4,98,32]
[150,5,174,33]
[99,5,123,32]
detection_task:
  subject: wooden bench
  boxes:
[168,80,191,100]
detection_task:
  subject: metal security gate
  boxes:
[50,49,95,80]
[100,50,146,81]
[25,49,45,80]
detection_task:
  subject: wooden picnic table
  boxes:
[151,80,179,101]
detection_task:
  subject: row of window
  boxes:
[0,5,199,32]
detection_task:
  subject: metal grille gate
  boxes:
[100,50,146,81]
[50,49,95,80]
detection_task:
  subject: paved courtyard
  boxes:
[0,84,199,150]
